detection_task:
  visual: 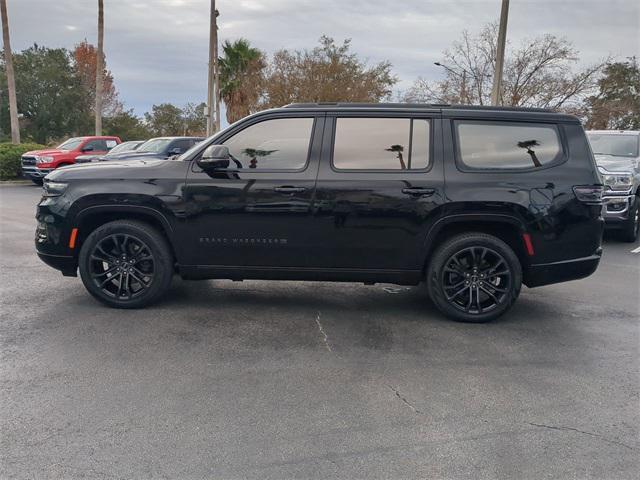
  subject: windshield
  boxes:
[136,138,172,154]
[106,141,141,156]
[57,137,84,150]
[587,134,639,158]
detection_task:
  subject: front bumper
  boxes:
[22,166,52,179]
[601,193,636,227]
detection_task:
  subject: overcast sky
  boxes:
[7,0,640,123]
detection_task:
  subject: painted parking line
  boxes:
[631,246,640,254]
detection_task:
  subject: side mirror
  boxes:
[168,147,182,155]
[81,146,94,152]
[198,144,232,169]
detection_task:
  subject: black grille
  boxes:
[21,155,36,166]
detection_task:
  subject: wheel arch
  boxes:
[74,205,177,263]
[421,214,530,275]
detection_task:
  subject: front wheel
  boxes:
[619,198,639,243]
[78,220,173,308]
[427,233,522,323]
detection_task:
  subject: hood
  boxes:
[46,158,174,181]
[595,154,639,173]
[23,148,68,157]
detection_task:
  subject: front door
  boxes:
[312,113,445,272]
[181,114,325,268]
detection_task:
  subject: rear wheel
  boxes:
[427,233,522,323]
[619,198,639,243]
[78,220,173,308]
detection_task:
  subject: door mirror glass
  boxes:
[168,147,182,155]
[82,145,94,152]
[198,144,232,169]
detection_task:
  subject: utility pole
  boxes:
[206,1,220,136]
[490,0,509,106]
[1,0,20,143]
[95,0,104,135]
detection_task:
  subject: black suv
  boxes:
[36,103,604,322]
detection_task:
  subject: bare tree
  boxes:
[404,23,606,112]
[95,0,104,135]
[1,0,19,143]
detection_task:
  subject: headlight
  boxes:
[43,181,68,197]
[36,155,54,164]
[602,173,633,191]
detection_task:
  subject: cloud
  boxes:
[7,0,640,119]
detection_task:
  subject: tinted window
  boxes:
[84,140,108,151]
[456,121,561,169]
[333,118,430,170]
[223,118,314,170]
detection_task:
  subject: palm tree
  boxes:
[385,144,407,169]
[95,0,104,135]
[1,0,20,143]
[219,39,265,124]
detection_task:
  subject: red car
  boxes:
[21,136,121,184]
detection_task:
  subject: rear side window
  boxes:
[223,117,314,170]
[455,121,562,170]
[333,118,430,170]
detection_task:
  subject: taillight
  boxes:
[573,185,604,205]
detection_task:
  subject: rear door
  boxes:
[312,112,444,271]
[181,113,325,268]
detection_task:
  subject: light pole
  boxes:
[434,62,469,104]
[490,0,509,106]
[206,1,220,136]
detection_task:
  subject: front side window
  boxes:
[455,121,562,169]
[333,118,430,170]
[84,140,108,151]
[222,118,314,170]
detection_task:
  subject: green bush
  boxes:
[0,143,46,180]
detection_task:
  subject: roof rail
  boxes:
[282,102,554,113]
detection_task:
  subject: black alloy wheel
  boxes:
[441,246,511,315]
[79,220,173,308]
[427,233,522,323]
[89,233,156,300]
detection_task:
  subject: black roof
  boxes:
[280,102,579,122]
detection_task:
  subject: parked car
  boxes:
[36,103,604,322]
[75,140,145,163]
[586,130,640,242]
[100,136,204,161]
[21,136,121,184]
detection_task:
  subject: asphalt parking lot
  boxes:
[1,183,638,479]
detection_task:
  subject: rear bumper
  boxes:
[524,249,602,288]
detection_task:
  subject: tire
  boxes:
[31,177,43,185]
[426,232,522,323]
[78,220,173,308]
[619,197,639,243]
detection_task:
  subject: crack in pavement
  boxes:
[387,385,424,415]
[314,312,332,352]
[528,422,636,450]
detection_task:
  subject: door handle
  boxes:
[402,187,436,196]
[274,186,307,194]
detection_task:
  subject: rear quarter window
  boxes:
[455,120,563,170]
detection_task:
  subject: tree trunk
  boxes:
[95,0,104,135]
[1,0,20,143]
